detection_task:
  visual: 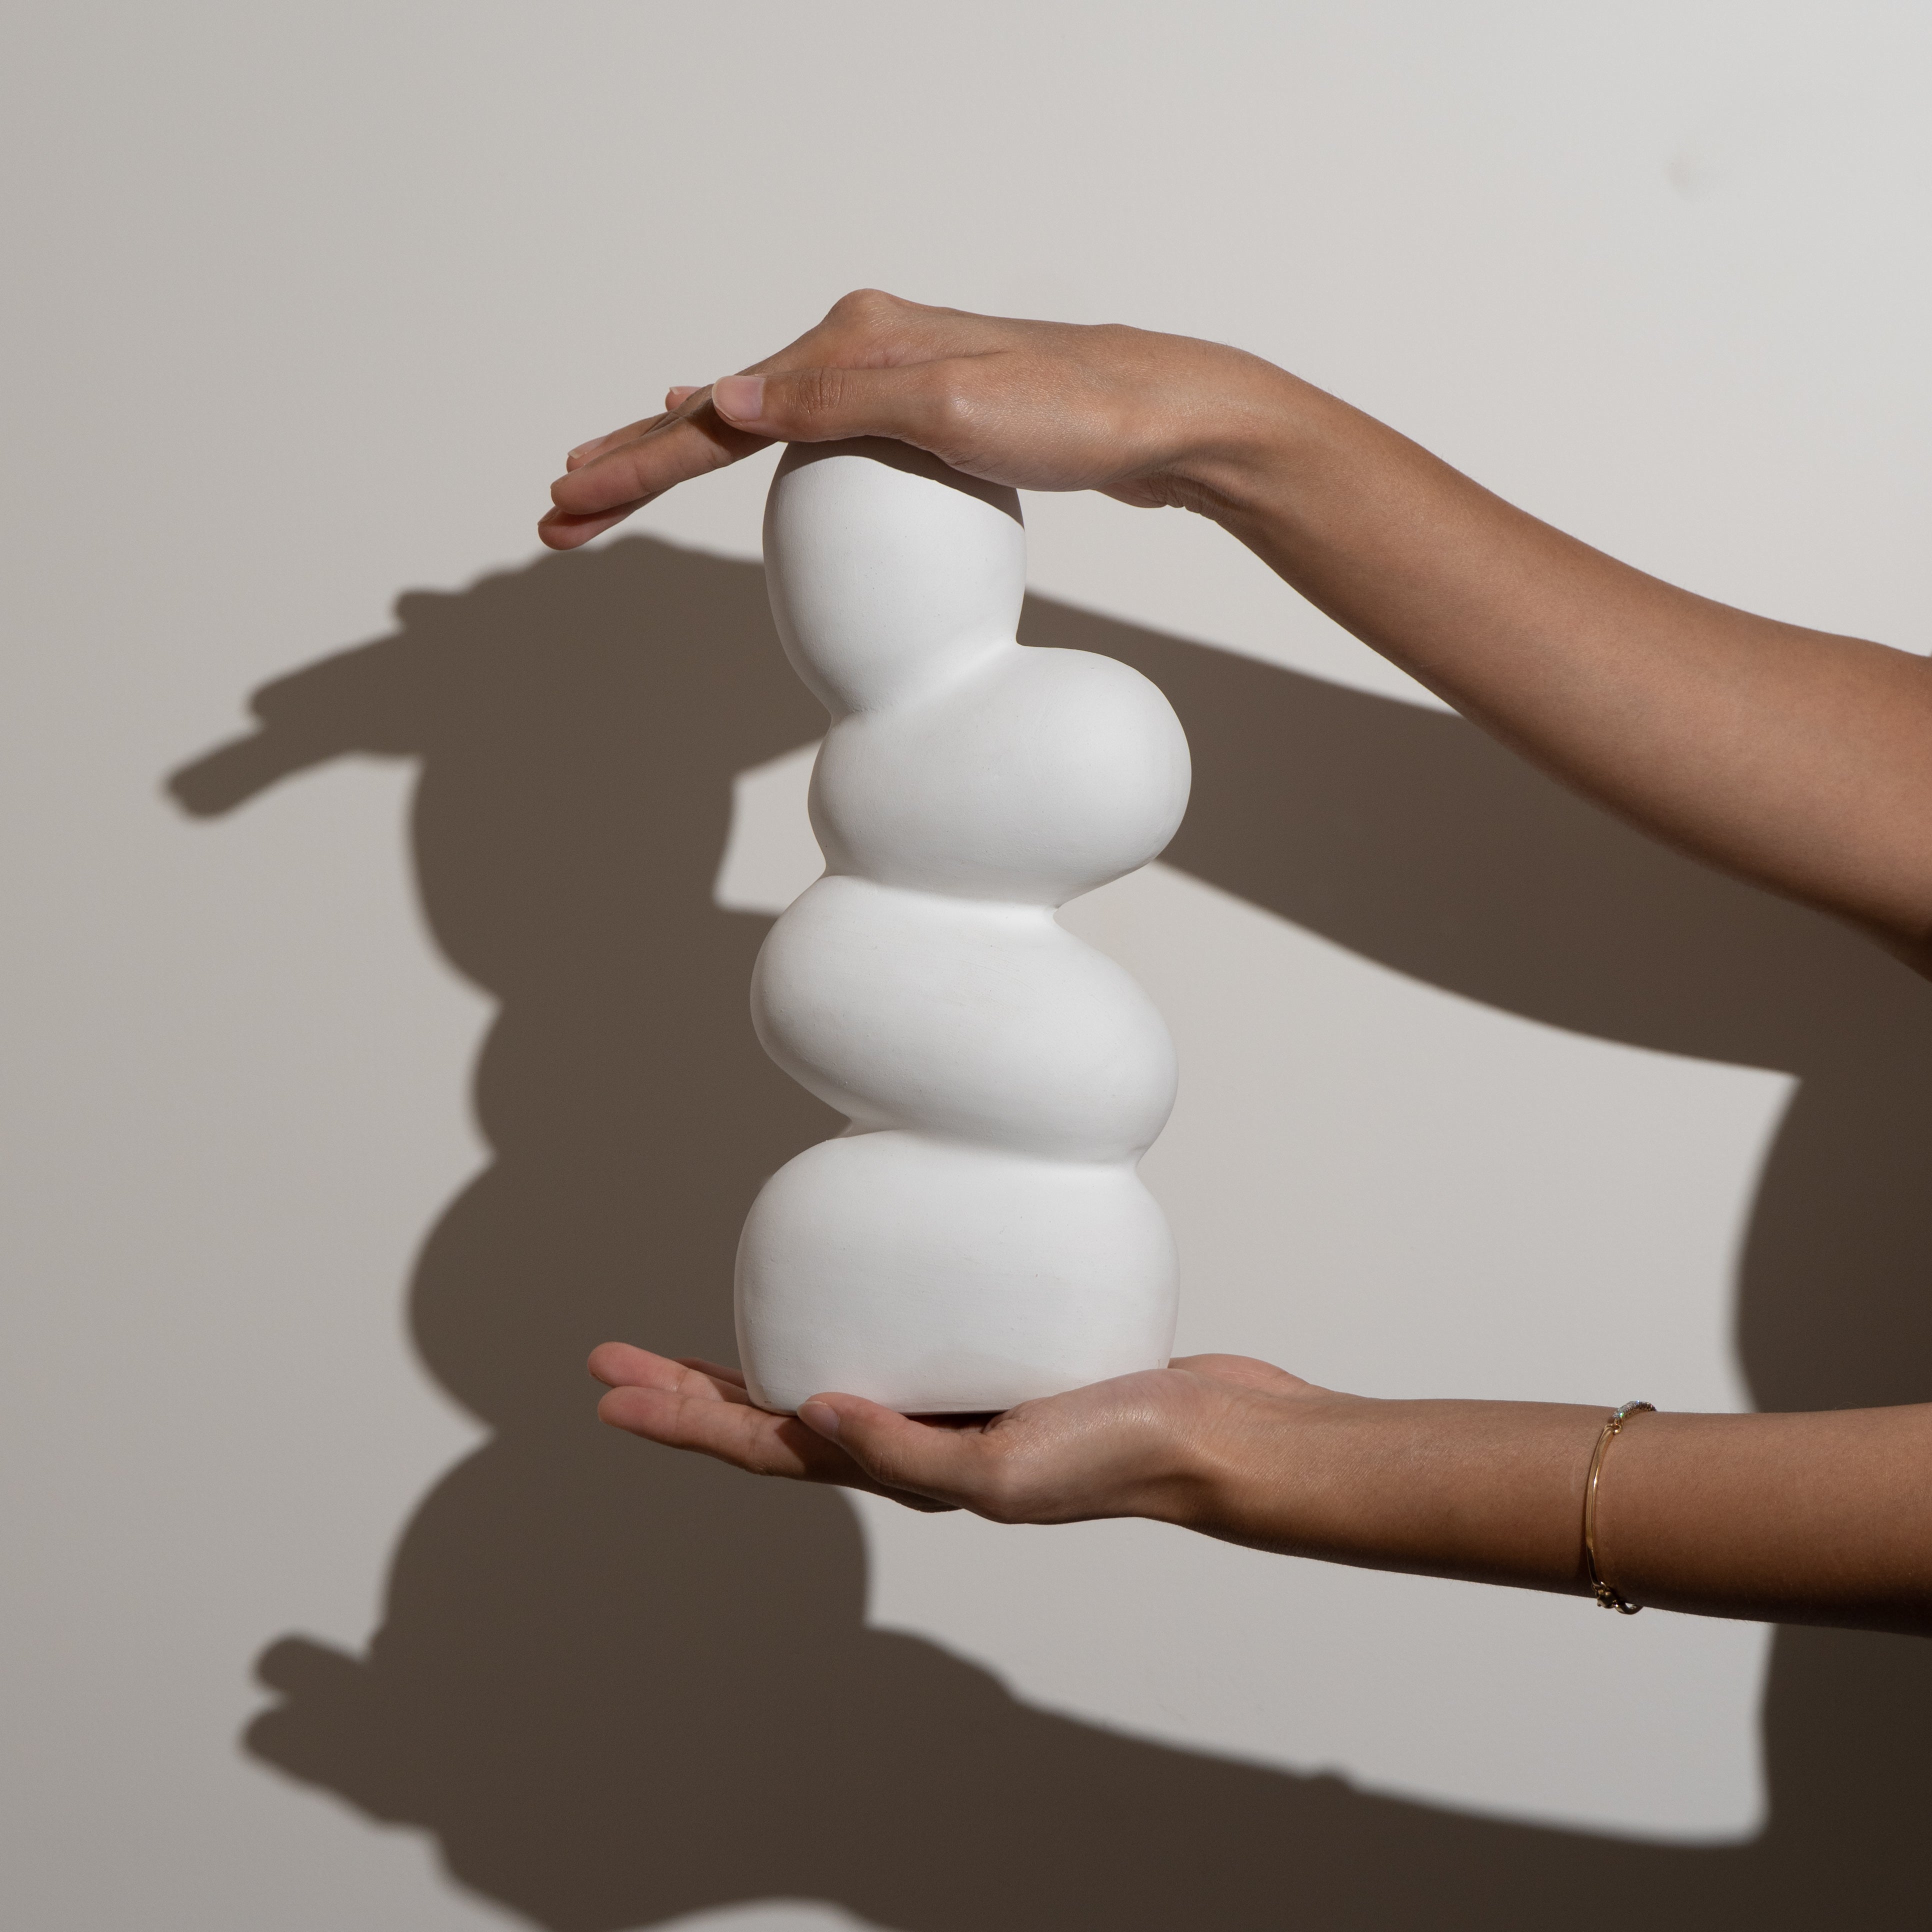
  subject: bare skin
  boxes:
[548,292,1932,1635]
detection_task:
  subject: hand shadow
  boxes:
[166,537,1932,1930]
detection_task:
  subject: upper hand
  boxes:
[539,288,1286,550]
[588,1340,1325,1527]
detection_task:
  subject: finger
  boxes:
[562,388,704,474]
[544,394,770,544]
[542,290,988,538]
[708,362,984,462]
[600,1381,829,1476]
[796,1394,1010,1509]
[676,1356,750,1390]
[598,1381,956,1512]
[537,502,652,550]
[588,1342,745,1404]
[564,408,668,474]
[540,288,1004,544]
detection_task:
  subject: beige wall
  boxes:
[6,4,1930,1927]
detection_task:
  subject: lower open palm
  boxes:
[588,1342,1315,1528]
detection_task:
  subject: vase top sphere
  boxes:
[762,439,1026,718]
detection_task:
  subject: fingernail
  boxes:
[712,374,764,424]
[568,438,604,461]
[798,1400,841,1441]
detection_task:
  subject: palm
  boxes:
[590,1342,1306,1525]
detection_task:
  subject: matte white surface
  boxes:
[740,443,1188,1411]
[8,4,1931,1926]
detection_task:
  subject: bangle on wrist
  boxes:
[1583,1401,1656,1614]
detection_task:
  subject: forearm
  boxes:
[1180,366,1932,964]
[1174,1388,1932,1634]
[592,1346,1932,1634]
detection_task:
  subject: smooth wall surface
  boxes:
[4,4,1930,1927]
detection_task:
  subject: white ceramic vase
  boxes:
[734,439,1192,1414]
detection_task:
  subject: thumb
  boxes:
[712,366,968,456]
[798,1394,1002,1508]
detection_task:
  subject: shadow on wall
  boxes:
[168,536,1932,1932]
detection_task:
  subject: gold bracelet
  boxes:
[1583,1400,1656,1614]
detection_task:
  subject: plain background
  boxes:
[4,3,1930,1927]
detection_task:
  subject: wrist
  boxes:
[1156,352,1339,530]
[1158,1376,1370,1542]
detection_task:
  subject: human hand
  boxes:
[588,1340,1335,1528]
[539,288,1294,550]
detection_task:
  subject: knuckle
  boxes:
[928,378,976,432]
[915,366,982,444]
[821,288,918,362]
[826,286,900,329]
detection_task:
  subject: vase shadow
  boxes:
[166,536,1932,1930]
